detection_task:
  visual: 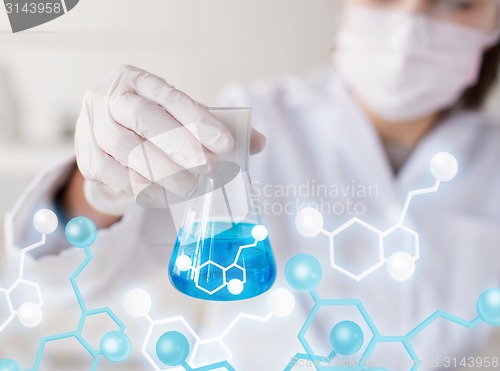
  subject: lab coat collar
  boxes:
[325,67,497,216]
[396,109,493,192]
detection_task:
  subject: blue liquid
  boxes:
[169,222,276,301]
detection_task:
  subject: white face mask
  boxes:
[333,6,500,122]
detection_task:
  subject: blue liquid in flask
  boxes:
[169,221,276,301]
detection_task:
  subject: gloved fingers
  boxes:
[109,89,217,172]
[250,128,267,155]
[128,169,197,207]
[83,180,136,216]
[128,171,168,208]
[76,143,134,196]
[90,104,192,186]
[78,87,198,196]
[78,135,197,199]
[127,140,198,197]
[75,98,135,195]
[131,72,234,154]
[94,124,199,195]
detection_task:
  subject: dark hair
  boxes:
[459,40,500,110]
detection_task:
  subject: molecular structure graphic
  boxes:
[123,286,296,370]
[173,224,269,296]
[0,210,58,333]
[294,152,458,282]
[0,152,491,371]
[283,253,500,371]
[0,213,132,371]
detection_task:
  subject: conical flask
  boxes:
[168,108,276,301]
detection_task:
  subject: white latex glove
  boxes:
[75,65,246,215]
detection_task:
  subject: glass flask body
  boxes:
[168,108,277,301]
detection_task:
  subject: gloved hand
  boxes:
[75,65,265,215]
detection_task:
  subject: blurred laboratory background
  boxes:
[0,0,499,366]
[0,0,343,216]
[1,0,499,216]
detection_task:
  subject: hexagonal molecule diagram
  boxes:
[283,254,500,371]
[295,152,459,282]
[172,224,271,298]
[124,287,296,370]
[0,213,132,371]
[0,209,58,334]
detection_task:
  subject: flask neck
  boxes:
[208,108,251,172]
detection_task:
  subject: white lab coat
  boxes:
[3,66,500,371]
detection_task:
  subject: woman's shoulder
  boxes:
[449,109,500,141]
[443,110,500,183]
[455,109,500,125]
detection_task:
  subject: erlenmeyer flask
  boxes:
[168,108,276,301]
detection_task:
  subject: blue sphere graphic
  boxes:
[0,359,22,371]
[329,320,364,356]
[65,217,97,248]
[477,288,500,326]
[156,331,190,366]
[100,331,132,362]
[285,254,322,291]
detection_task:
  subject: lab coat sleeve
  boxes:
[3,155,147,307]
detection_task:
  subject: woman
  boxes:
[4,0,500,369]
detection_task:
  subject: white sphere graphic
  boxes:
[124,289,152,318]
[267,288,295,318]
[430,152,458,181]
[33,209,58,235]
[387,252,416,282]
[18,302,43,328]
[295,208,324,237]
